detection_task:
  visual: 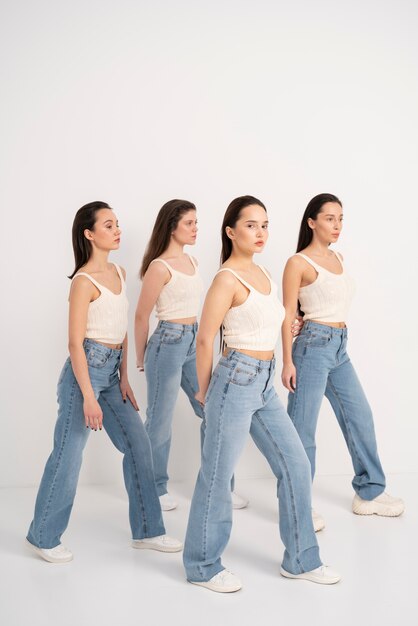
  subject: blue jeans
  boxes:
[27,339,165,549]
[288,321,386,500]
[144,321,205,496]
[183,350,321,582]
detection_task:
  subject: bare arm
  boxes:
[68,277,103,429]
[281,256,304,393]
[195,272,236,403]
[134,262,170,368]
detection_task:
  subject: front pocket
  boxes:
[86,349,110,368]
[230,365,258,387]
[307,333,331,348]
[161,330,183,344]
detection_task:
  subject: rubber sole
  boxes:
[280,567,341,585]
[25,539,73,563]
[189,579,242,593]
[132,540,183,553]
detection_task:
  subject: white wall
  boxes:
[1,0,417,488]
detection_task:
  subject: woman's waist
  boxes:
[223,347,274,361]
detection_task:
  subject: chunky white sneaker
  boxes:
[352,492,405,517]
[312,508,325,532]
[25,539,73,563]
[231,491,249,509]
[190,569,242,593]
[159,493,178,511]
[280,565,341,585]
[132,534,183,553]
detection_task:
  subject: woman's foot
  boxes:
[132,534,183,552]
[352,492,405,517]
[312,508,325,532]
[189,569,242,593]
[280,565,341,585]
[25,538,73,563]
[231,491,249,509]
[159,493,178,511]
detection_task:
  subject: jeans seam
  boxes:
[253,407,304,573]
[38,377,78,547]
[198,378,230,579]
[100,394,148,535]
[326,376,362,469]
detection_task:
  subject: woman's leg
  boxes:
[325,351,386,500]
[27,359,90,548]
[100,376,166,540]
[183,356,257,582]
[250,385,321,574]
[144,323,190,496]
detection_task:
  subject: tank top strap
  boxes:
[149,258,174,276]
[113,263,126,288]
[332,250,344,267]
[295,253,323,272]
[187,254,198,271]
[72,272,102,292]
[258,265,273,285]
[216,268,253,291]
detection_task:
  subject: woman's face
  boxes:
[309,202,343,244]
[172,210,198,246]
[85,208,121,251]
[227,204,269,254]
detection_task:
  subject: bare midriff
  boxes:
[223,347,274,361]
[167,316,197,324]
[95,340,123,349]
[310,320,346,329]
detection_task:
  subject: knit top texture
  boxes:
[151,254,204,320]
[218,266,284,351]
[297,251,355,322]
[72,263,129,344]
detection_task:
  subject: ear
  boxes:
[307,218,315,231]
[225,226,234,240]
[84,228,94,241]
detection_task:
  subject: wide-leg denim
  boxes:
[27,339,165,549]
[144,321,204,496]
[183,350,321,582]
[287,321,386,500]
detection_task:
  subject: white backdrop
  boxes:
[1,0,417,488]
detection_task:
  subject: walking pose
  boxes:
[26,201,182,562]
[183,196,340,593]
[135,200,248,511]
[282,193,404,531]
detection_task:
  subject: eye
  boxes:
[262,224,269,229]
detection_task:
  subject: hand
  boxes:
[120,378,140,411]
[195,390,206,407]
[281,363,297,393]
[291,316,304,337]
[84,396,103,430]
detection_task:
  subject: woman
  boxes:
[282,193,404,531]
[183,196,340,593]
[135,199,248,511]
[26,201,182,562]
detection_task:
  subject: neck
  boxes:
[306,239,331,256]
[163,239,185,258]
[87,249,110,271]
[227,249,255,269]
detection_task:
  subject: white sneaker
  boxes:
[132,534,183,553]
[25,539,73,563]
[280,565,341,585]
[231,491,249,509]
[159,493,178,511]
[352,492,405,517]
[190,569,242,593]
[312,508,325,532]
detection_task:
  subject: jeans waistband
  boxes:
[302,321,348,337]
[222,349,275,370]
[157,320,198,331]
[83,338,123,356]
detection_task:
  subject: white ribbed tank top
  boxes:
[72,263,129,344]
[297,252,355,323]
[218,266,284,351]
[151,254,204,320]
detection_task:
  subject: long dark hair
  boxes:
[220,195,267,264]
[296,193,342,252]
[140,199,196,278]
[69,201,111,279]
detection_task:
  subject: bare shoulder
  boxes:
[69,274,96,299]
[285,255,306,271]
[145,259,171,280]
[212,268,239,289]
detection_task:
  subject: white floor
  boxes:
[1,474,415,626]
